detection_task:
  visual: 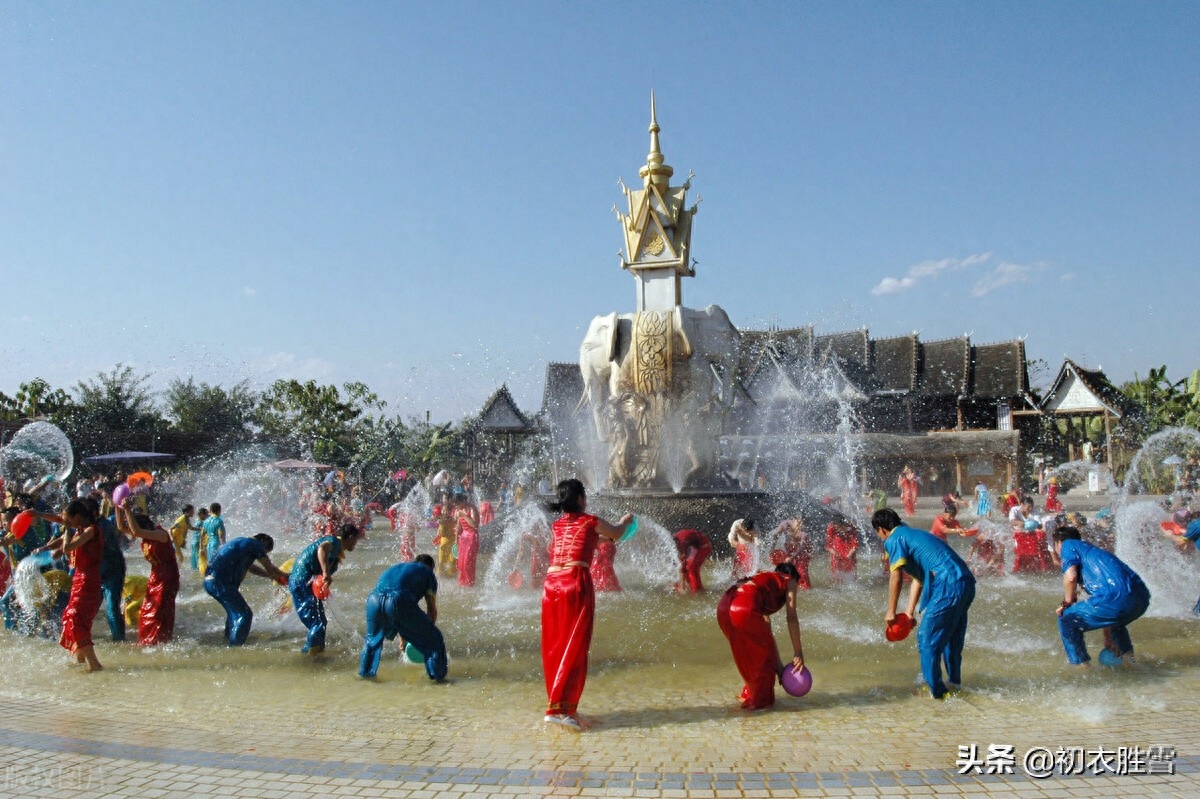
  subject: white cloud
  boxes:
[242,287,258,296]
[871,253,992,295]
[970,261,1041,297]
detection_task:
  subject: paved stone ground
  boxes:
[2,660,1197,799]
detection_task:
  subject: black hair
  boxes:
[743,518,756,531]
[182,504,195,515]
[1052,526,1082,543]
[545,479,586,514]
[209,502,222,515]
[774,562,800,581]
[133,513,155,530]
[253,533,275,552]
[871,507,902,532]
[64,498,98,525]
[339,522,361,539]
[415,553,435,569]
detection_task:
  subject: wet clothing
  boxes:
[98,517,126,642]
[542,512,600,717]
[1185,520,1200,614]
[674,529,712,593]
[204,537,270,646]
[169,514,192,561]
[884,525,976,698]
[590,539,621,592]
[1057,539,1150,664]
[717,571,792,710]
[202,514,227,567]
[288,535,343,652]
[975,485,992,517]
[930,515,963,541]
[826,523,858,581]
[60,524,105,655]
[138,537,179,646]
[899,476,919,517]
[455,509,478,587]
[728,519,755,581]
[359,561,445,679]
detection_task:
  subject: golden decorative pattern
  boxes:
[644,232,666,256]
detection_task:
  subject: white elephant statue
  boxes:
[578,304,740,490]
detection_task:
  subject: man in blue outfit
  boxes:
[1053,526,1150,666]
[359,553,447,681]
[204,534,289,645]
[873,507,976,699]
[288,522,361,654]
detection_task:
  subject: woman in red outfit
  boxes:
[35,500,105,671]
[541,479,631,729]
[776,518,813,590]
[589,538,621,591]
[454,497,480,587]
[898,466,919,517]
[717,562,806,710]
[673,529,713,593]
[825,516,859,583]
[115,503,180,646]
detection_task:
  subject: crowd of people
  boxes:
[0,462,1191,735]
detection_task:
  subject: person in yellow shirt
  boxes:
[169,505,200,563]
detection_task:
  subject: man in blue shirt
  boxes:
[873,507,976,699]
[204,534,289,645]
[359,553,447,681]
[288,522,361,654]
[1053,526,1150,665]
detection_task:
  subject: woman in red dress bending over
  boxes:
[541,479,631,730]
[35,499,106,671]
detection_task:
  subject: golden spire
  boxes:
[639,90,673,189]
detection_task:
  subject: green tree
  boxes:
[256,379,385,464]
[0,378,75,422]
[164,378,258,437]
[64,365,162,434]
[1120,365,1199,437]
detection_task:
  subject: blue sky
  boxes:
[3,3,1197,421]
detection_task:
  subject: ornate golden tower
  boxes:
[614,93,699,313]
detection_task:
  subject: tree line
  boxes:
[0,365,486,487]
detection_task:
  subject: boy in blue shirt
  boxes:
[873,507,976,699]
[359,553,447,680]
[1053,526,1150,665]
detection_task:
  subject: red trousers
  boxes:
[139,563,179,646]
[60,568,102,654]
[541,566,594,716]
[792,554,812,590]
[681,543,712,592]
[732,545,754,581]
[717,586,778,709]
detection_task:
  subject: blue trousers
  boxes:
[205,576,254,645]
[100,566,126,642]
[359,590,447,680]
[291,584,327,652]
[917,581,975,698]
[1058,584,1150,665]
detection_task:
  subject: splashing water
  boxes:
[0,422,74,499]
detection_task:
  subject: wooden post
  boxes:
[1103,409,1114,473]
